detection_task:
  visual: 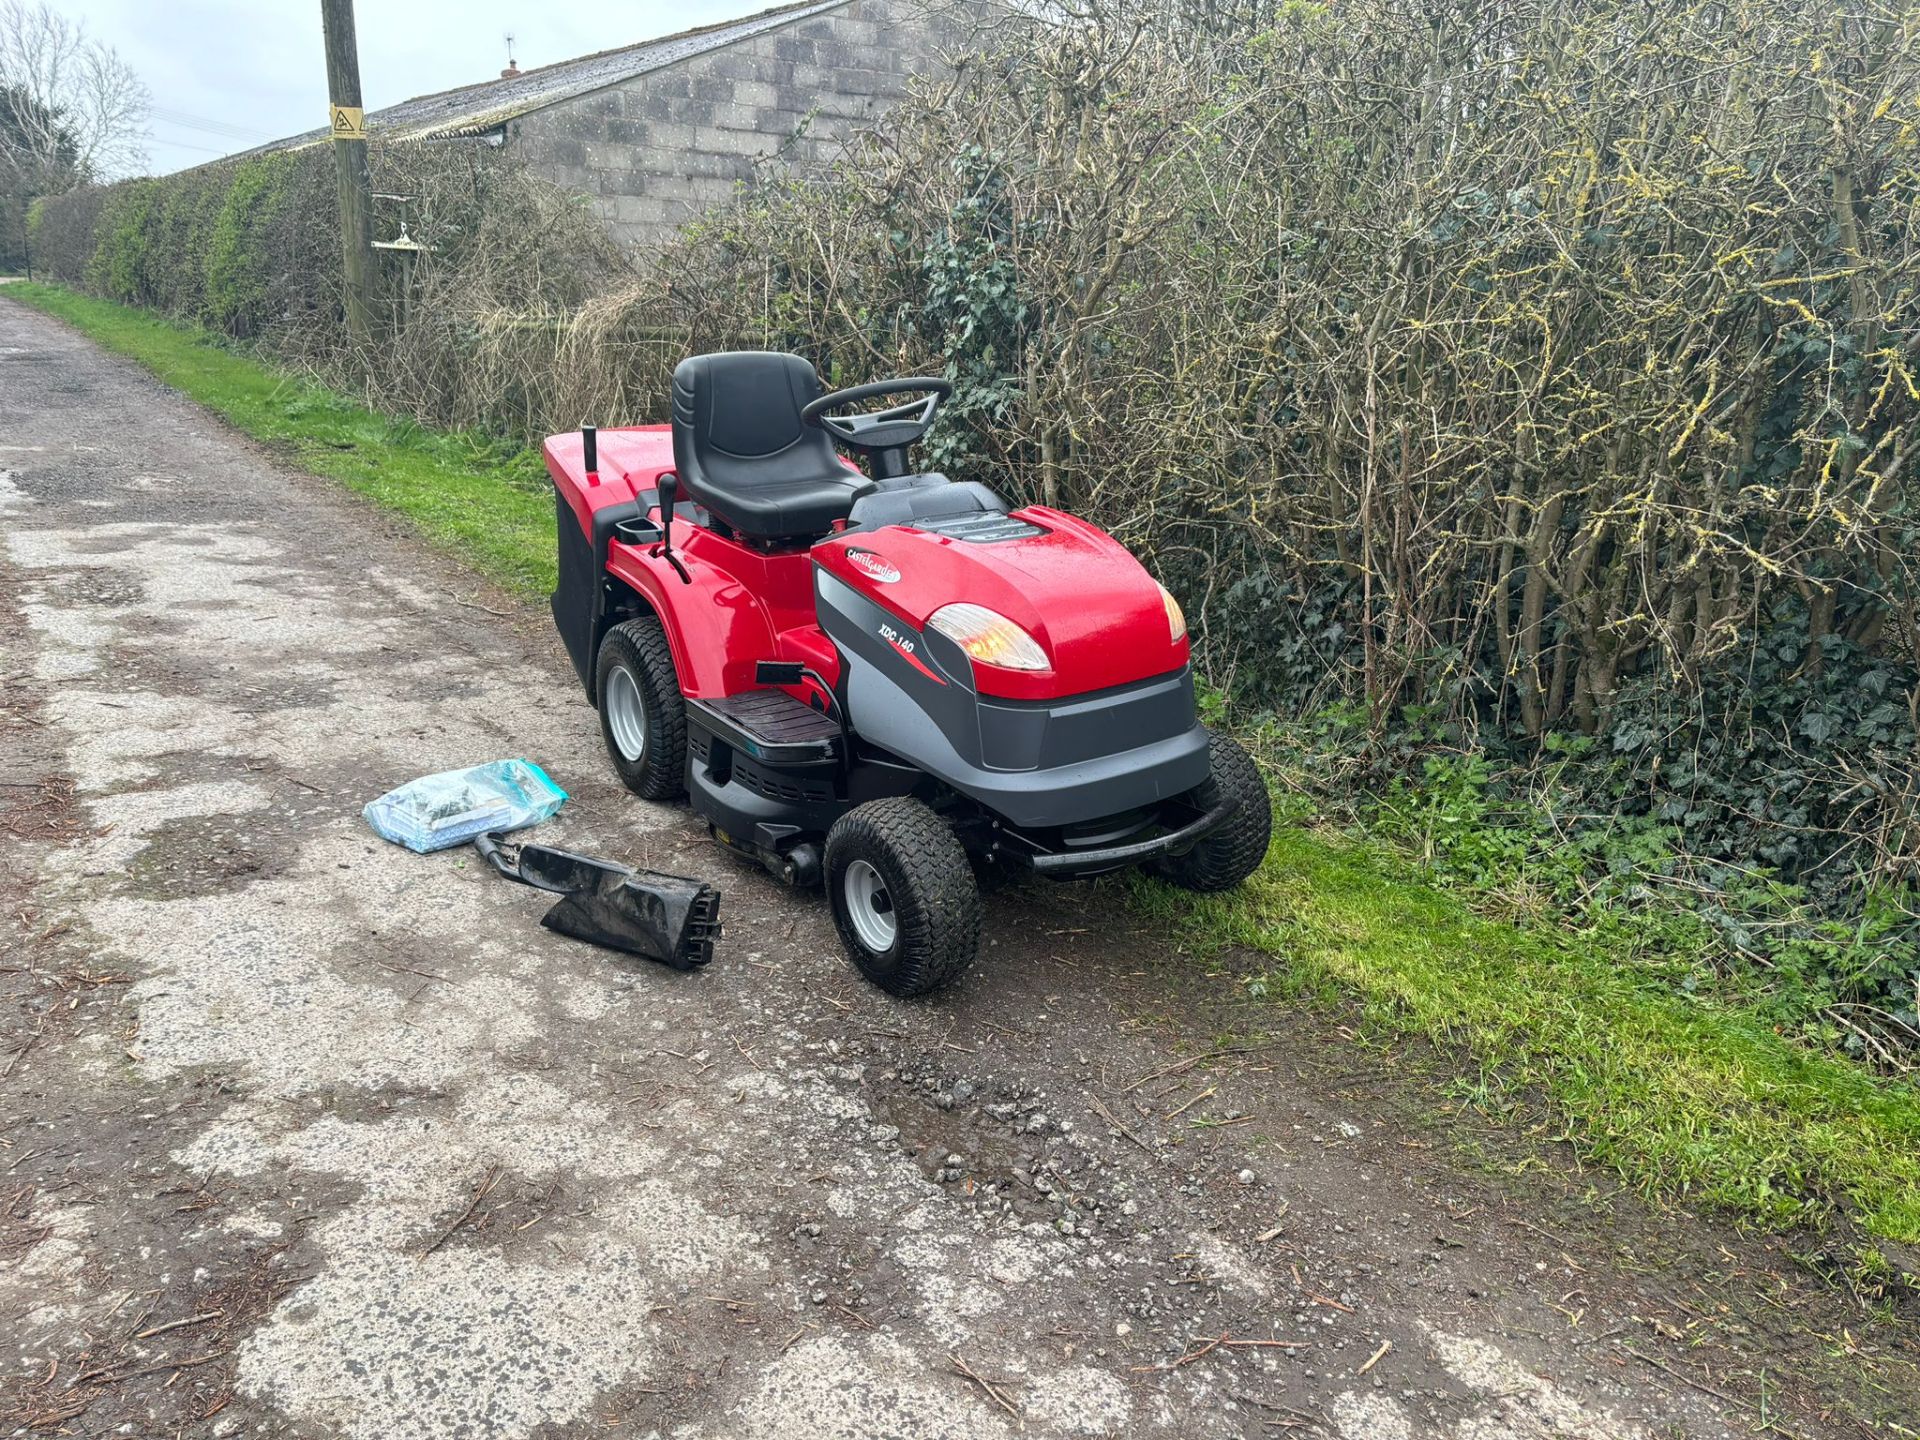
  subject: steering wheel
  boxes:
[801,378,952,459]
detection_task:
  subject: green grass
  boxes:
[2,283,556,596]
[13,282,1920,1259]
[1134,823,1920,1249]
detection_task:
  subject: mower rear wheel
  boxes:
[1152,733,1272,892]
[596,616,686,800]
[825,798,981,998]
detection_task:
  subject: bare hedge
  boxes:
[641,0,1920,931]
[658,0,1920,730]
[29,138,630,425]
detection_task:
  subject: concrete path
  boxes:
[0,298,1898,1439]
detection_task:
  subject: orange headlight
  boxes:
[1158,584,1187,642]
[927,603,1051,671]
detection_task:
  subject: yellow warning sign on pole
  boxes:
[329,104,365,141]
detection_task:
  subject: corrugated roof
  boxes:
[249,0,847,154]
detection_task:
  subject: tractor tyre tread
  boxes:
[597,615,686,800]
[1152,733,1272,892]
[825,798,981,998]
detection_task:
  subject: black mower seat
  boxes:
[671,352,864,540]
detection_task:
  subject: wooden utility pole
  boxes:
[320,0,375,342]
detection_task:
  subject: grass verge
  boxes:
[1134,821,1920,1254]
[2,283,555,596]
[14,282,1920,1261]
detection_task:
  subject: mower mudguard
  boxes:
[545,426,665,700]
[551,487,643,697]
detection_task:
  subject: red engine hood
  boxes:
[811,505,1188,700]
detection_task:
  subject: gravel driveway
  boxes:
[2,297,1903,1439]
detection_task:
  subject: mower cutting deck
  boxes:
[545,351,1271,996]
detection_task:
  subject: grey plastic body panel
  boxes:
[815,570,1210,829]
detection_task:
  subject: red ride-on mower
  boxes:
[545,352,1271,996]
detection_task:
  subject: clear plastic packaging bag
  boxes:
[362,759,568,854]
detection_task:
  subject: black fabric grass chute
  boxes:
[473,831,721,970]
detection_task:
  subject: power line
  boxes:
[149,111,267,142]
[146,136,239,156]
[148,105,270,142]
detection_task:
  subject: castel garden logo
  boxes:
[845,548,901,584]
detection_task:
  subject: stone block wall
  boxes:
[509,0,1000,251]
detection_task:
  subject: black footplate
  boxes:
[691,688,841,765]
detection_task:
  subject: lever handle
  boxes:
[652,472,693,585]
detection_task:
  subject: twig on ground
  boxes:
[422,1165,503,1257]
[1622,1347,1754,1412]
[1357,1340,1392,1375]
[134,1311,221,1341]
[370,957,446,983]
[1134,1333,1308,1373]
[1164,1085,1217,1121]
[949,1352,1022,1417]
[72,1351,229,1387]
[3,1022,45,1079]
[1135,1333,1226,1371]
[1507,1215,1570,1247]
[1255,1202,1292,1243]
[1119,1044,1276,1093]
[1088,1093,1158,1157]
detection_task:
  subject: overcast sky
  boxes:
[58,0,759,176]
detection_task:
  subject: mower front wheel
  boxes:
[825,798,981,998]
[1152,733,1273,892]
[596,617,686,800]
